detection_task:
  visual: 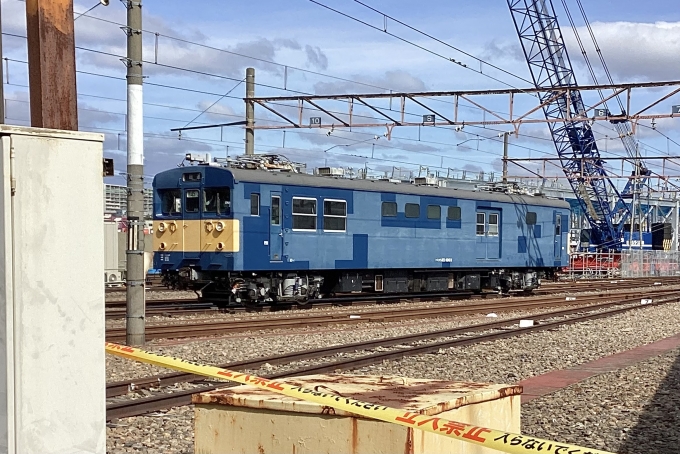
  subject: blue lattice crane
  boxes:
[506,0,638,251]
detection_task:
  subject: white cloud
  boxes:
[482,20,680,83]
[314,70,427,94]
[565,21,680,82]
[304,45,328,71]
[194,101,238,122]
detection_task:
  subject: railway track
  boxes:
[106,291,680,420]
[104,286,680,342]
[103,277,679,321]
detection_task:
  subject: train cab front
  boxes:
[152,165,239,289]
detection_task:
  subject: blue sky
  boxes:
[2,0,680,188]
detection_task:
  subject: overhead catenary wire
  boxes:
[5,1,677,183]
[351,0,534,86]
[307,0,539,96]
[4,56,676,176]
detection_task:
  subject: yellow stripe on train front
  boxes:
[153,219,239,253]
[105,342,614,454]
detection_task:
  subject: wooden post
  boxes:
[25,0,78,130]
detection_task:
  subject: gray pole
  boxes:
[502,132,509,184]
[674,197,679,251]
[0,0,4,124]
[245,67,255,155]
[125,0,145,345]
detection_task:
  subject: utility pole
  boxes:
[245,67,255,155]
[25,0,78,130]
[125,0,145,345]
[0,0,4,124]
[502,132,509,184]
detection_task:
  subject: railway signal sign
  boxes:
[423,114,435,124]
[102,158,114,177]
[673,105,680,114]
[595,108,609,117]
[310,117,322,126]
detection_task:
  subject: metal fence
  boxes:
[566,252,621,279]
[564,251,680,279]
[620,251,680,278]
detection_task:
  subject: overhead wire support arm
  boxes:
[170,121,246,133]
[254,100,299,127]
[249,80,680,132]
[304,99,349,127]
[353,97,401,125]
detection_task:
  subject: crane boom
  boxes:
[507,0,631,250]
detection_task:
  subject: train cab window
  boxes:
[447,206,461,221]
[526,212,537,225]
[292,197,317,230]
[160,189,181,215]
[405,203,420,218]
[324,200,347,232]
[203,188,230,214]
[488,213,499,236]
[476,212,486,235]
[185,189,199,213]
[427,205,441,220]
[250,194,260,216]
[381,201,397,217]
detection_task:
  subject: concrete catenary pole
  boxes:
[245,67,255,155]
[125,0,145,345]
[502,132,509,184]
[0,0,4,124]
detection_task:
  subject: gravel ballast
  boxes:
[523,348,680,453]
[107,301,680,454]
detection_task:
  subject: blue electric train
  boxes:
[152,161,570,305]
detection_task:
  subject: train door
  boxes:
[475,209,501,260]
[269,193,283,261]
[183,188,201,259]
[486,211,501,259]
[554,212,563,260]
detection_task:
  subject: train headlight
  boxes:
[169,222,177,233]
[159,242,167,250]
[217,242,224,250]
[205,222,214,232]
[215,222,224,232]
[158,222,166,233]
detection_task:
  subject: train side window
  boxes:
[292,197,317,230]
[204,188,230,214]
[555,214,562,235]
[476,212,486,235]
[427,205,441,220]
[250,193,260,216]
[447,206,461,221]
[185,189,199,213]
[271,196,281,225]
[324,200,346,232]
[526,212,537,225]
[405,203,420,218]
[381,201,397,217]
[488,213,499,236]
[160,189,181,215]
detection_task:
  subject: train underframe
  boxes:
[162,267,556,307]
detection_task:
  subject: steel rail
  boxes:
[104,287,679,342]
[106,293,679,419]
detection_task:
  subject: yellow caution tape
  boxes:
[106,342,613,454]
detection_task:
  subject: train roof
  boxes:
[225,168,570,209]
